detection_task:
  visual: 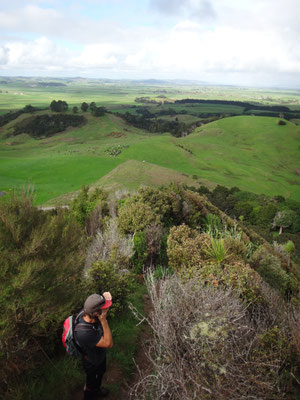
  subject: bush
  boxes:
[167,224,210,272]
[118,196,159,234]
[85,259,135,318]
[224,235,248,263]
[85,218,134,272]
[250,246,291,295]
[132,231,147,274]
[204,213,223,237]
[70,186,108,231]
[131,274,287,400]
[0,192,85,390]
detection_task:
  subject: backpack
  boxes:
[62,310,92,356]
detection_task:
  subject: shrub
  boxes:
[85,259,135,318]
[85,218,134,272]
[145,224,163,263]
[250,246,291,295]
[131,274,287,400]
[0,192,85,389]
[204,213,223,237]
[132,231,147,274]
[118,196,159,234]
[224,235,248,263]
[167,224,210,272]
[70,186,108,232]
[204,238,228,264]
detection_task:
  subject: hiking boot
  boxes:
[97,387,109,397]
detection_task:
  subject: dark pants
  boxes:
[82,357,106,399]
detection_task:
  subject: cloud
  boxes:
[3,37,68,71]
[150,0,216,20]
[0,46,9,65]
[0,1,299,86]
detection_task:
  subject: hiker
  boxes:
[75,292,113,399]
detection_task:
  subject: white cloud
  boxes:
[0,1,299,86]
[72,44,119,68]
[0,46,9,65]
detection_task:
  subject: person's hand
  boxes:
[103,292,112,301]
[99,308,109,322]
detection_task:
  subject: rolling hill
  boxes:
[0,112,299,204]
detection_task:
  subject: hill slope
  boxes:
[183,116,300,199]
[0,113,299,203]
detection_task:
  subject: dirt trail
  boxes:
[73,294,153,400]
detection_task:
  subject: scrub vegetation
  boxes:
[1,78,300,399]
[1,184,300,399]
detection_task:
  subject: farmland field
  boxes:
[0,77,299,204]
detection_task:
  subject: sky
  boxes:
[0,0,299,87]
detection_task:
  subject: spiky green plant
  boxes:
[205,238,228,264]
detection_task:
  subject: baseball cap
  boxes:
[84,294,112,314]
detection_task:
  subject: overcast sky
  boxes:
[0,0,299,87]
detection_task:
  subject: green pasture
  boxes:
[183,116,300,199]
[1,78,299,114]
[1,110,299,204]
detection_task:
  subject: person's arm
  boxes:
[96,309,113,348]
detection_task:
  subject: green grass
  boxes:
[1,79,300,203]
[1,113,299,203]
[183,116,300,199]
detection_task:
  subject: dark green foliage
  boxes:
[250,203,278,226]
[132,232,147,273]
[13,114,86,138]
[90,102,96,111]
[120,111,198,137]
[23,104,36,113]
[92,106,106,117]
[234,201,255,219]
[50,100,68,112]
[72,106,78,114]
[81,102,89,112]
[0,105,42,128]
[0,192,85,389]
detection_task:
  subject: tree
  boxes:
[90,102,96,111]
[23,104,35,113]
[50,100,68,112]
[272,209,297,234]
[81,102,89,112]
[92,106,106,117]
[73,106,78,114]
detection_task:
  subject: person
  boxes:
[75,292,113,399]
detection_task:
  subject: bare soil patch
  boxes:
[107,132,126,138]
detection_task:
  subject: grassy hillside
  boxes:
[44,160,215,205]
[0,112,299,204]
[183,116,300,199]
